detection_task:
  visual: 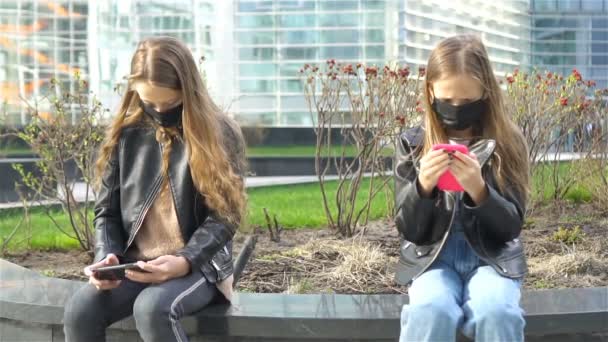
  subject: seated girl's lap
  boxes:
[464,265,523,304]
[408,261,464,306]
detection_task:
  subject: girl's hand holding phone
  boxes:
[84,253,122,291]
[418,148,451,197]
[449,150,488,205]
[124,255,191,284]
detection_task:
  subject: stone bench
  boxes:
[0,259,606,342]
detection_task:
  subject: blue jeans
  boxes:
[399,231,525,342]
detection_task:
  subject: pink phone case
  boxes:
[432,144,469,192]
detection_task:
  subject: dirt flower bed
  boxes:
[4,203,607,293]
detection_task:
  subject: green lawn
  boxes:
[246,177,392,229]
[247,145,359,157]
[0,160,602,253]
[530,161,598,203]
[0,178,393,252]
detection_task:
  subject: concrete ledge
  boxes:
[0,259,606,341]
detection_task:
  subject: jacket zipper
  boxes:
[165,147,184,235]
[123,143,165,252]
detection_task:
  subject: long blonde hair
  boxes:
[95,36,246,225]
[422,34,530,202]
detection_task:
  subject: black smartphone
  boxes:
[92,262,150,281]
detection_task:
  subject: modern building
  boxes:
[531,0,608,89]
[0,0,227,125]
[0,0,89,125]
[397,0,531,75]
[87,0,231,114]
[232,0,390,126]
[1,0,607,127]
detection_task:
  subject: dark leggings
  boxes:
[63,268,220,342]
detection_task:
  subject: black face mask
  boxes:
[140,100,183,128]
[432,98,485,131]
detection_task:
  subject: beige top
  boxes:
[125,178,234,301]
[125,179,185,261]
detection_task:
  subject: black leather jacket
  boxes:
[394,126,528,285]
[93,120,244,284]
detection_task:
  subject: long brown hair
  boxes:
[95,36,246,225]
[422,34,530,202]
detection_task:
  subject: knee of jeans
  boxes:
[475,302,524,326]
[63,285,106,327]
[133,289,172,325]
[407,300,460,324]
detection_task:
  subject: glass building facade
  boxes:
[531,0,608,89]
[1,0,607,127]
[0,0,89,125]
[398,0,531,75]
[233,0,389,126]
[87,0,222,117]
[1,0,224,125]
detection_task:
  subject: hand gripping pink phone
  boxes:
[431,144,469,192]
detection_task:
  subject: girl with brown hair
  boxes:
[394,34,529,341]
[63,36,246,342]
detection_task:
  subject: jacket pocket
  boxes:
[414,245,434,258]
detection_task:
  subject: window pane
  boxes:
[558,0,582,11]
[281,79,304,92]
[240,79,276,93]
[239,47,276,60]
[235,112,276,126]
[239,63,277,77]
[320,13,359,27]
[278,0,316,10]
[237,15,274,29]
[533,0,557,11]
[281,96,307,110]
[280,63,304,77]
[279,31,318,44]
[279,15,316,28]
[281,47,317,60]
[238,1,273,12]
[365,46,385,59]
[582,0,605,10]
[238,31,275,44]
[320,46,361,59]
[365,13,384,27]
[280,112,314,126]
[363,0,385,10]
[320,1,359,10]
[366,29,385,43]
[237,96,277,109]
[320,30,360,43]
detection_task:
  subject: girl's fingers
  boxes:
[425,156,451,178]
[453,151,477,166]
[422,152,450,171]
[425,149,449,162]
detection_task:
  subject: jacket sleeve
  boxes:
[393,134,439,244]
[462,179,525,243]
[175,119,246,271]
[93,141,126,263]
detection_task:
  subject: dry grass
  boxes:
[528,243,608,288]
[238,236,403,294]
